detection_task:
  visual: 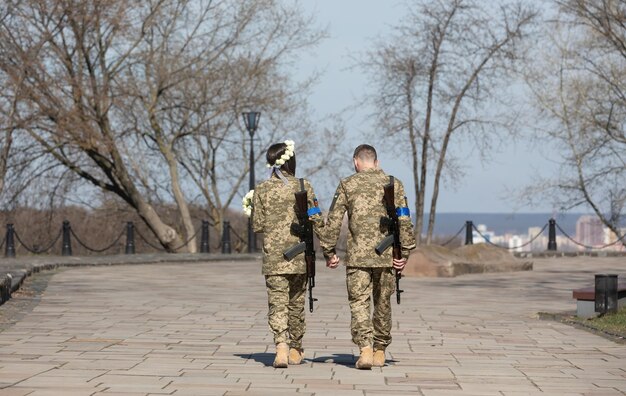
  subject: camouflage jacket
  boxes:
[319,168,416,267]
[252,174,323,275]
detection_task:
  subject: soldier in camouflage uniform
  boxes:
[252,140,323,368]
[320,144,416,369]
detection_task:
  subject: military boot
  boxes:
[373,348,385,367]
[273,343,289,368]
[288,348,305,365]
[355,346,373,370]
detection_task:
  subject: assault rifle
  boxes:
[283,179,317,312]
[374,176,404,304]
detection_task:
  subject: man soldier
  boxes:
[251,140,323,368]
[320,144,416,369]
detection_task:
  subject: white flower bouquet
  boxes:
[242,189,254,217]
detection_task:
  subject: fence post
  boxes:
[221,221,231,254]
[5,224,15,258]
[125,222,135,254]
[547,218,557,251]
[465,221,473,245]
[61,220,72,256]
[200,220,210,253]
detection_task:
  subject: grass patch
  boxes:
[539,307,626,343]
[578,307,626,338]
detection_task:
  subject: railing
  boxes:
[440,219,626,251]
[2,219,248,258]
[4,217,624,258]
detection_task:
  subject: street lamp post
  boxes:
[243,111,261,253]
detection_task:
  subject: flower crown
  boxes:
[242,189,254,217]
[266,139,295,168]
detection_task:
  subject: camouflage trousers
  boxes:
[346,267,395,351]
[265,274,307,349]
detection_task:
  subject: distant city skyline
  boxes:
[422,212,582,237]
[467,214,625,252]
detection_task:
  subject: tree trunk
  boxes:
[135,198,184,250]
[407,84,424,244]
[426,132,452,244]
[418,22,447,245]
[410,145,422,243]
[167,155,198,253]
[166,150,197,253]
[0,128,12,195]
[105,131,185,251]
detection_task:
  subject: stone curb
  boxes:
[450,260,533,276]
[0,253,261,306]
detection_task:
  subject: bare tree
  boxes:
[0,0,326,251]
[361,0,537,244]
[115,1,325,251]
[0,6,14,198]
[0,101,13,197]
[0,59,54,206]
[524,0,626,240]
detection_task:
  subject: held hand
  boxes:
[392,257,407,271]
[326,254,340,269]
[325,257,334,268]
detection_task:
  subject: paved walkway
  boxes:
[0,256,624,396]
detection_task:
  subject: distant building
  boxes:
[556,235,577,252]
[576,215,604,248]
[528,226,546,251]
[473,224,495,244]
[508,235,524,252]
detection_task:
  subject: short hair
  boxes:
[353,144,377,162]
[266,142,296,176]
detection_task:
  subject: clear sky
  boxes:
[297,0,559,214]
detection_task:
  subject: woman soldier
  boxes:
[247,139,323,368]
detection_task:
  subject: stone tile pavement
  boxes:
[0,256,624,395]
[0,254,259,300]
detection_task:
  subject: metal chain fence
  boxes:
[555,222,626,250]
[13,229,62,254]
[3,220,223,257]
[471,222,549,250]
[441,224,466,246]
[135,224,207,252]
[3,217,625,257]
[70,227,125,253]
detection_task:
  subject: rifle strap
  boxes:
[386,175,397,214]
[299,178,305,192]
[387,176,395,208]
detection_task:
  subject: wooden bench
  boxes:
[572,282,626,318]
